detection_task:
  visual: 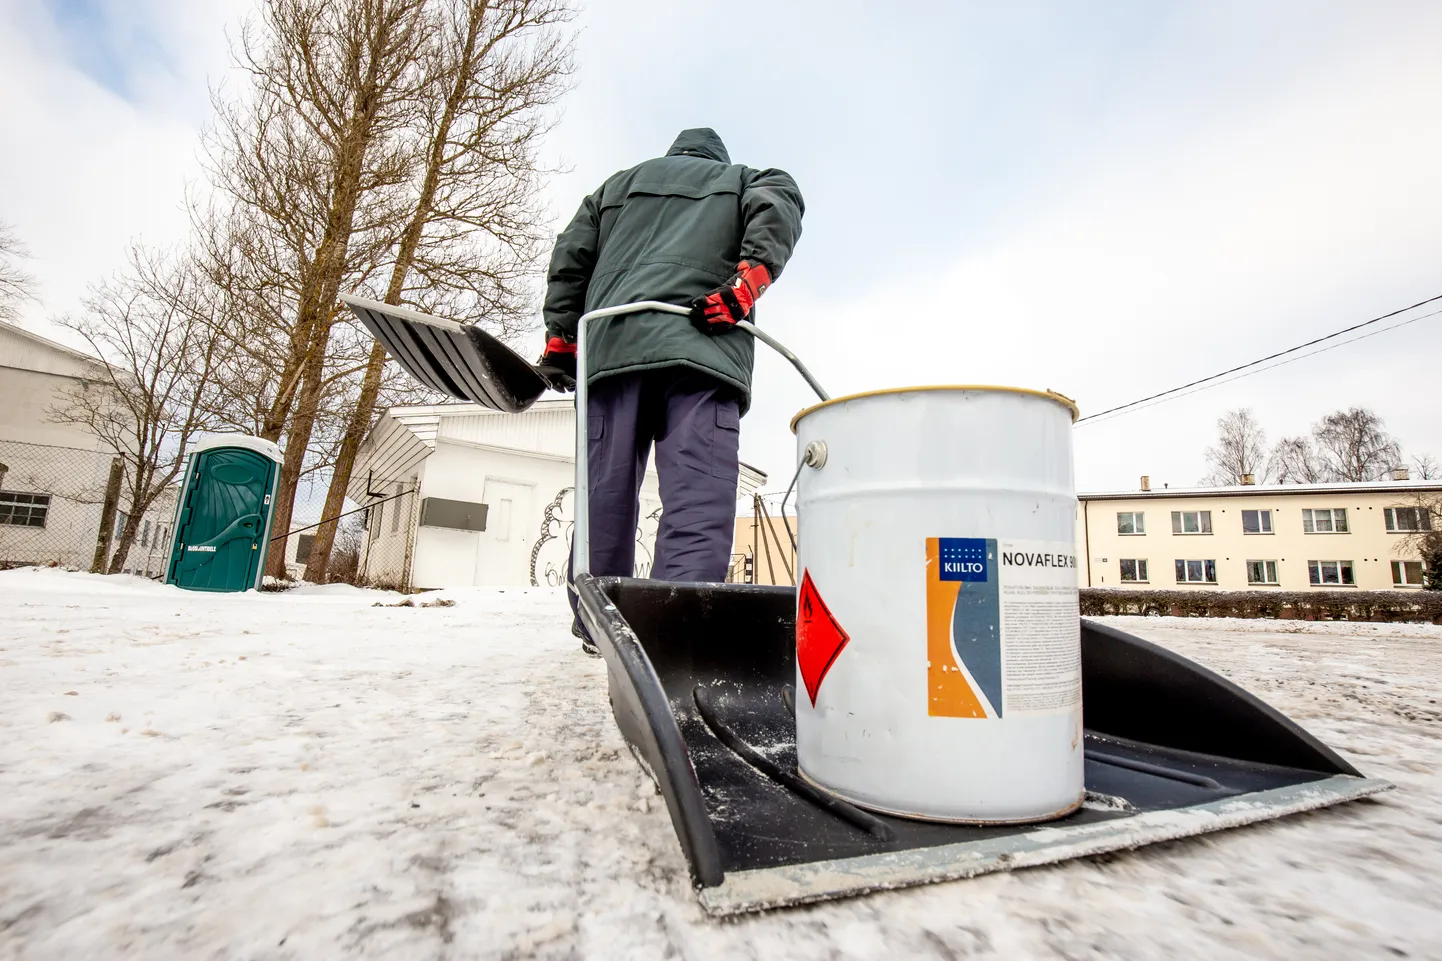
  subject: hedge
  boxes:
[1079,588,1442,624]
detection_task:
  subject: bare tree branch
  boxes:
[0,220,38,321]
[1312,407,1402,482]
[47,246,226,572]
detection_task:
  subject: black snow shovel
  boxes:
[340,294,556,411]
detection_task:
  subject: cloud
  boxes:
[0,0,247,344]
[733,5,1442,490]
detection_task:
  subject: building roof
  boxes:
[1080,479,1442,501]
[0,319,107,379]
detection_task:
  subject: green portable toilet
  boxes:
[165,434,283,592]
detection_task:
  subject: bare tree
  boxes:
[49,246,225,572]
[303,0,575,582]
[0,219,38,321]
[204,0,436,578]
[1201,408,1269,486]
[1312,407,1401,482]
[1268,436,1327,484]
[1412,453,1439,480]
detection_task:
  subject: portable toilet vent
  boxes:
[165,434,283,592]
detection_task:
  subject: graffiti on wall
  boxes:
[528,487,662,587]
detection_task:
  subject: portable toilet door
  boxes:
[166,435,283,592]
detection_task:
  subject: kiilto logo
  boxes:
[1002,551,1076,568]
[937,538,989,582]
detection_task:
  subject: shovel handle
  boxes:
[572,302,827,579]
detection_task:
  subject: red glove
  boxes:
[690,261,772,335]
[535,335,577,391]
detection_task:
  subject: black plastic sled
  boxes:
[574,574,1390,916]
[340,294,553,412]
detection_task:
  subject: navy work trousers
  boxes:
[579,368,741,587]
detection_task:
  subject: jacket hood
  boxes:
[666,128,730,163]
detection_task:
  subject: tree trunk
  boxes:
[107,501,146,574]
[301,19,475,582]
[302,339,386,581]
[108,462,164,574]
[91,456,125,573]
[265,314,337,578]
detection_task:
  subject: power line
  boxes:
[1079,307,1442,425]
[1075,292,1442,425]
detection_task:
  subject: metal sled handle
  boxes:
[573,301,828,578]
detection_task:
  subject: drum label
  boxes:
[927,537,1080,718]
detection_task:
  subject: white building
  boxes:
[0,320,175,576]
[349,399,768,589]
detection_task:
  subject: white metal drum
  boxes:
[791,386,1083,823]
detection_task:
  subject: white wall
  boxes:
[0,324,109,451]
[1,327,117,569]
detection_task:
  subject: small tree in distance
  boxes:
[1202,408,1270,486]
[1313,407,1401,482]
[1269,436,1328,484]
[1265,407,1404,484]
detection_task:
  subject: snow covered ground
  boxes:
[1,568,1439,960]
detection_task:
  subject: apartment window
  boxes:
[142,520,152,547]
[1120,559,1149,582]
[1391,560,1425,586]
[1170,510,1212,534]
[391,484,403,533]
[114,511,129,540]
[1308,560,1355,586]
[0,491,50,528]
[1241,509,1273,534]
[1117,511,1145,535]
[1246,560,1279,585]
[1384,507,1432,533]
[1301,508,1348,533]
[1174,559,1217,583]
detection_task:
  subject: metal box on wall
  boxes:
[419,497,488,533]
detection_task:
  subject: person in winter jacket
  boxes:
[539,128,804,651]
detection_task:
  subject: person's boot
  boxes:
[572,616,599,657]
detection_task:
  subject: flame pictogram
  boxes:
[796,570,850,707]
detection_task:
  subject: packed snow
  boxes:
[1,568,1439,960]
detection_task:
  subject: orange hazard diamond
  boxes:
[797,569,850,707]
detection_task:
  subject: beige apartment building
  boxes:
[725,475,1437,592]
[1079,475,1438,592]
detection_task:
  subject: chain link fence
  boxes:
[2,439,789,593]
[274,487,420,591]
[0,439,175,577]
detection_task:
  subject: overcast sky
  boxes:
[3,0,1440,495]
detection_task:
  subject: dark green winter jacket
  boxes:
[542,128,804,414]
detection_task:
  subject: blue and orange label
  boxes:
[926,537,1003,718]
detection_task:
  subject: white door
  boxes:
[473,479,535,586]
